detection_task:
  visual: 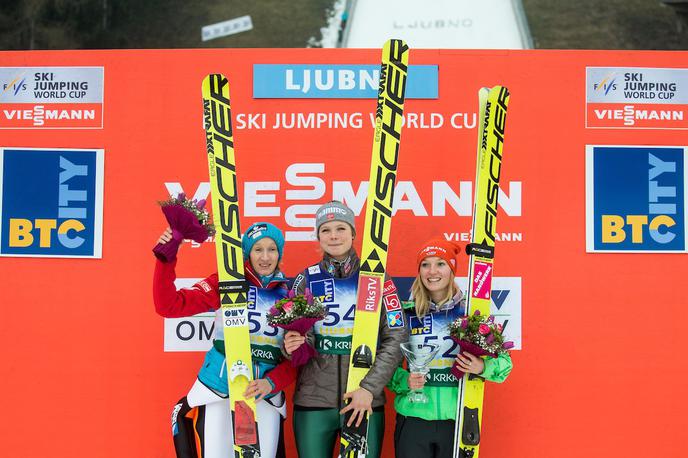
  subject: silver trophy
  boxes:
[399,342,441,403]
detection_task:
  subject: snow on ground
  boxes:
[307,0,346,47]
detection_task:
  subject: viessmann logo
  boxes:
[253,64,438,99]
[0,67,104,129]
[586,67,688,129]
[0,148,104,258]
[586,145,687,252]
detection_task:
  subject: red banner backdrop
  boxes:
[0,48,686,457]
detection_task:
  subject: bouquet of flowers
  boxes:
[267,289,327,367]
[153,193,215,262]
[448,310,514,379]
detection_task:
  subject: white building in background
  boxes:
[340,0,533,49]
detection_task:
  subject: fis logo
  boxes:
[310,278,335,303]
[1,74,27,97]
[0,148,104,257]
[409,315,432,335]
[593,74,618,96]
[586,145,686,252]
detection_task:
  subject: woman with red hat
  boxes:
[388,238,513,458]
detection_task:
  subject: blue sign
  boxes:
[310,278,335,303]
[0,148,104,257]
[253,64,438,99]
[409,315,432,335]
[586,145,687,252]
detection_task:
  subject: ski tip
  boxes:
[381,39,410,68]
[384,38,407,47]
[202,73,230,88]
[479,86,510,106]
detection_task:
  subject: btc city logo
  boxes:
[586,145,687,252]
[0,148,104,258]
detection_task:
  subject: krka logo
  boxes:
[0,148,104,257]
[586,145,686,252]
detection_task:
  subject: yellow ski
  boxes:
[452,86,510,458]
[202,74,260,458]
[339,39,409,457]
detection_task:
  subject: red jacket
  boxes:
[153,259,297,392]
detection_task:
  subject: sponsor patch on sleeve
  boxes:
[383,292,401,312]
[383,280,397,296]
[198,280,212,293]
[386,310,405,329]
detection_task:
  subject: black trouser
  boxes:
[394,414,455,458]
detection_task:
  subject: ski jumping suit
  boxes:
[387,291,513,458]
[290,251,408,458]
[154,258,297,458]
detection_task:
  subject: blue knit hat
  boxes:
[242,222,285,261]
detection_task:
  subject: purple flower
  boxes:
[502,341,515,350]
[268,306,280,316]
[196,199,206,209]
[473,310,481,316]
[487,315,495,323]
[177,192,186,201]
[486,333,495,344]
[288,289,296,299]
[460,318,468,329]
[304,288,313,303]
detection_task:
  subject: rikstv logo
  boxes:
[0,148,104,258]
[586,146,686,252]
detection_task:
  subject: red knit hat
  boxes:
[416,238,462,273]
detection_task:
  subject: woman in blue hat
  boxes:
[154,222,295,458]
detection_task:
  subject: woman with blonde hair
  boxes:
[283,200,407,458]
[388,238,513,458]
